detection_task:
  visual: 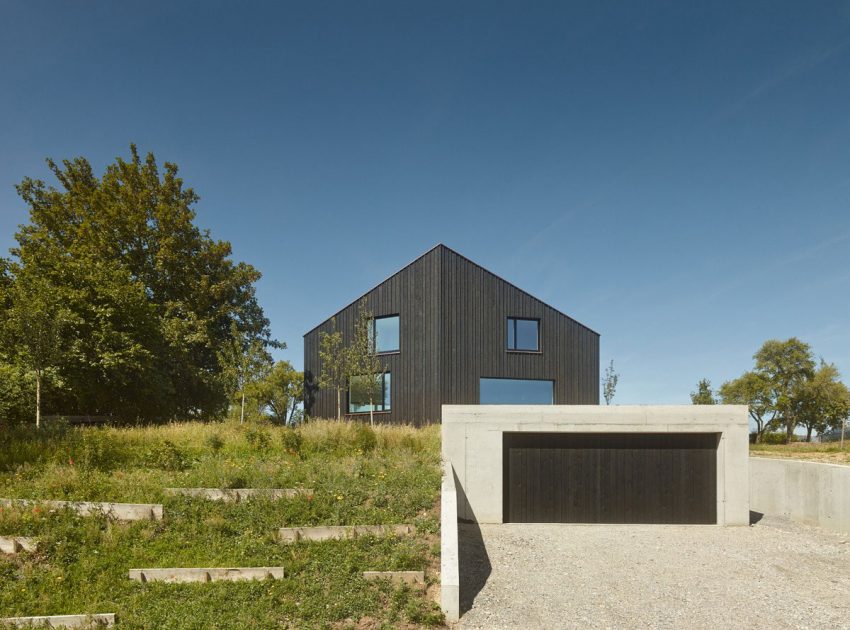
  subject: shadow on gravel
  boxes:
[458,518,492,615]
[749,510,764,525]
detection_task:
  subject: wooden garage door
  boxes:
[503,433,718,524]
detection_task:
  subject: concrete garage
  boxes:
[443,405,750,526]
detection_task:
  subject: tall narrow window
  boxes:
[374,315,399,353]
[348,372,392,413]
[507,317,539,351]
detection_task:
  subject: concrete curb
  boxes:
[277,524,414,543]
[440,460,460,622]
[164,488,313,502]
[363,570,425,588]
[0,613,115,627]
[129,567,284,583]
[0,536,37,554]
[0,499,163,521]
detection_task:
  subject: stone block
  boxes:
[128,567,284,583]
[0,613,115,627]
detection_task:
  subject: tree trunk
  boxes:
[841,418,846,449]
[369,393,374,427]
[785,417,794,444]
[35,371,41,430]
[336,388,341,421]
[806,426,813,442]
[240,389,245,424]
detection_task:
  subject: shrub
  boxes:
[352,423,377,453]
[145,440,190,471]
[759,432,798,445]
[206,433,225,453]
[245,428,271,453]
[280,428,303,456]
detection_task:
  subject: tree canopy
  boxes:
[0,146,277,422]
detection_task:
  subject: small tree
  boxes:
[794,362,850,442]
[318,318,348,420]
[347,300,385,427]
[2,272,70,429]
[248,360,303,425]
[602,360,618,405]
[719,371,776,443]
[754,338,815,443]
[218,322,272,423]
[690,378,717,405]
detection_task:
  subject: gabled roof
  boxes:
[303,243,599,337]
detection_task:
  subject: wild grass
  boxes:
[750,440,850,465]
[0,420,444,628]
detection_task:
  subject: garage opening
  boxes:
[503,432,719,524]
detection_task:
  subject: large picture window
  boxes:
[480,377,553,404]
[349,372,392,413]
[373,315,400,353]
[507,317,539,352]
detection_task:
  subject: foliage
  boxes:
[0,146,277,421]
[347,300,386,426]
[318,318,347,421]
[0,420,442,627]
[217,322,274,423]
[690,378,717,405]
[719,371,776,443]
[0,362,35,426]
[794,362,850,442]
[602,359,618,405]
[246,360,302,425]
[753,338,815,442]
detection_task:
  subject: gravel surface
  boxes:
[456,516,850,629]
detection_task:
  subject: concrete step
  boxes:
[128,567,284,583]
[164,488,313,502]
[0,499,162,521]
[0,613,115,627]
[0,536,37,554]
[277,524,414,543]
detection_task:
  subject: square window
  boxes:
[507,318,539,351]
[349,372,391,413]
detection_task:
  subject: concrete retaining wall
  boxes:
[277,524,413,543]
[164,488,312,501]
[750,457,850,534]
[129,567,284,583]
[0,499,163,521]
[0,613,115,627]
[440,460,460,622]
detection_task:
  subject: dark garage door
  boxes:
[503,433,718,524]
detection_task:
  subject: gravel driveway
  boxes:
[457,515,850,629]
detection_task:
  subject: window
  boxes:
[480,378,553,404]
[507,318,539,351]
[373,315,399,353]
[349,372,391,413]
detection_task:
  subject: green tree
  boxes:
[719,371,776,443]
[218,323,273,424]
[5,146,276,420]
[794,362,850,442]
[602,359,618,405]
[1,270,71,428]
[248,360,303,425]
[690,378,717,405]
[347,300,386,427]
[754,338,815,443]
[318,318,348,421]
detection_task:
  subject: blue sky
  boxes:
[1,1,849,405]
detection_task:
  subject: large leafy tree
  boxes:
[719,371,776,443]
[248,360,303,425]
[753,338,815,443]
[2,146,276,420]
[794,362,850,442]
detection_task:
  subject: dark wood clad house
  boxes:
[303,244,599,425]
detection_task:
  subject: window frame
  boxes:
[506,317,541,353]
[479,376,554,405]
[347,371,392,414]
[373,314,400,355]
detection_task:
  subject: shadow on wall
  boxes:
[458,512,492,615]
[750,510,764,526]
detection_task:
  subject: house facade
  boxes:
[303,244,599,425]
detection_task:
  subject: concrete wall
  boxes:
[442,405,750,526]
[750,457,850,534]
[440,460,460,622]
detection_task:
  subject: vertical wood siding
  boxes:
[303,245,599,425]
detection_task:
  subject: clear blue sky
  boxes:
[1,1,849,405]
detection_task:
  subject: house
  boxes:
[303,244,599,424]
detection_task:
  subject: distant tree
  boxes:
[218,323,272,424]
[347,300,386,427]
[248,360,303,425]
[690,378,717,405]
[602,360,618,405]
[754,338,815,443]
[719,371,776,443]
[1,270,71,429]
[794,362,850,442]
[318,318,348,421]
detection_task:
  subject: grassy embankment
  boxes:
[0,420,444,629]
[750,441,850,464]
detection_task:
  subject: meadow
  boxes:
[0,420,444,629]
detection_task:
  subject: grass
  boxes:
[750,441,850,465]
[0,420,444,629]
